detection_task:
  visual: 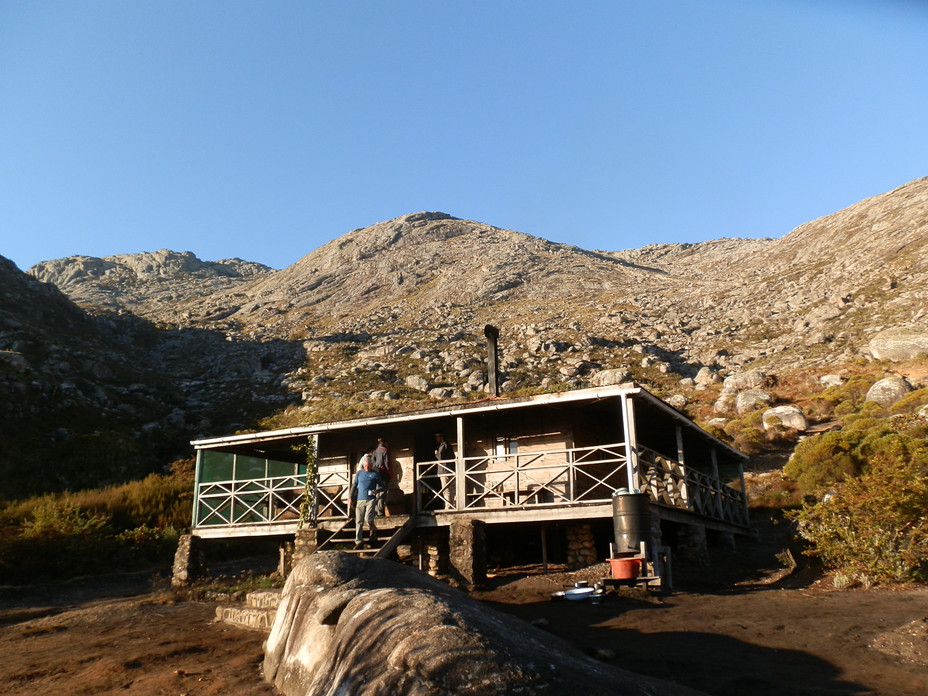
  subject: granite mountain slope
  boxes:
[30,178,928,372]
[6,176,928,495]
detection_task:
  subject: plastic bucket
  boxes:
[609,557,642,580]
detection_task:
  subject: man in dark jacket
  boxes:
[372,438,392,515]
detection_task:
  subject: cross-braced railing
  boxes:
[194,468,352,529]
[637,447,748,527]
[195,474,305,527]
[194,444,747,531]
[415,443,629,512]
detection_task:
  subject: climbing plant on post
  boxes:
[295,435,318,529]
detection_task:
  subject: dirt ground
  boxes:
[2,514,927,696]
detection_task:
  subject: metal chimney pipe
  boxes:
[484,324,500,397]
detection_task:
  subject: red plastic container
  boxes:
[609,557,642,580]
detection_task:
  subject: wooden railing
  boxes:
[193,442,747,530]
[638,447,748,527]
[415,443,628,511]
[193,468,352,529]
[194,474,305,528]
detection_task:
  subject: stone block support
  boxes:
[171,534,205,587]
[449,519,487,589]
[420,529,448,578]
[279,539,295,578]
[292,528,319,570]
[566,523,598,570]
[716,530,737,553]
[676,522,709,566]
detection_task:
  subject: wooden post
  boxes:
[540,525,548,572]
[676,425,689,506]
[414,460,422,513]
[455,416,465,510]
[738,460,749,525]
[710,448,723,518]
[191,450,203,528]
[310,433,320,520]
[620,394,640,491]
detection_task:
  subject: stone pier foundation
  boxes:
[420,529,449,578]
[676,522,709,566]
[292,528,319,570]
[278,539,295,578]
[449,519,487,589]
[171,534,205,587]
[566,523,598,570]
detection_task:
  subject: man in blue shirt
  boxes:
[349,455,384,549]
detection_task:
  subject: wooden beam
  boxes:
[738,460,749,524]
[192,449,204,527]
[676,425,690,506]
[620,394,640,490]
[540,525,548,572]
[455,416,465,510]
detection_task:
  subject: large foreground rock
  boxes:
[264,551,705,696]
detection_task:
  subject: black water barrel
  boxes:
[612,491,650,554]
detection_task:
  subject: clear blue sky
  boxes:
[2,1,927,272]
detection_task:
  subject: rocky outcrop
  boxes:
[762,406,808,432]
[29,249,272,321]
[865,376,913,407]
[735,389,773,415]
[264,552,705,696]
[6,176,928,496]
[869,327,928,361]
[589,367,632,387]
[723,371,769,392]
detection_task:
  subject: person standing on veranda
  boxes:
[434,432,455,509]
[349,457,384,549]
[371,438,393,516]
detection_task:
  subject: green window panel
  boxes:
[267,459,297,478]
[235,455,267,481]
[200,451,234,483]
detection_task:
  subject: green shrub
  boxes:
[116,524,181,563]
[889,386,928,415]
[732,427,767,455]
[22,499,112,539]
[0,500,118,583]
[833,400,858,417]
[805,397,835,422]
[787,415,928,583]
[723,411,772,454]
[0,464,194,584]
[784,430,863,495]
[820,373,880,408]
[790,451,928,583]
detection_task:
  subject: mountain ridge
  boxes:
[4,176,928,497]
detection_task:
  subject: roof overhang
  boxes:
[190,383,745,461]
